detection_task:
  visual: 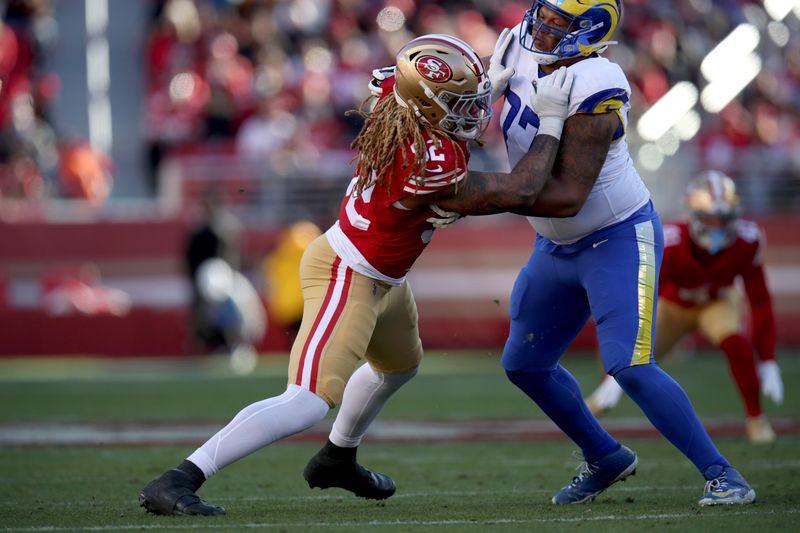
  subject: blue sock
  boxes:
[506,365,619,462]
[614,364,729,475]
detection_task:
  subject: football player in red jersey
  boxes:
[586,170,783,444]
[139,34,576,515]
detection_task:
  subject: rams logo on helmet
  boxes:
[520,0,622,65]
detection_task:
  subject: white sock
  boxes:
[188,384,329,478]
[329,363,418,448]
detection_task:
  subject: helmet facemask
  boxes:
[428,85,492,141]
[685,170,741,255]
[688,211,738,255]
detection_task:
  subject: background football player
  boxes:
[138,33,576,516]
[586,170,783,444]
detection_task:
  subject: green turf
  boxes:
[0,351,798,531]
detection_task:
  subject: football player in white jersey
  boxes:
[475,0,756,506]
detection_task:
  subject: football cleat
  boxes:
[303,448,396,500]
[552,445,637,504]
[746,415,776,445]
[139,469,225,516]
[698,465,756,506]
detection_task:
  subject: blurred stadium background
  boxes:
[1,0,799,358]
[2,1,800,529]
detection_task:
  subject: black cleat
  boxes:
[304,450,396,500]
[139,469,226,516]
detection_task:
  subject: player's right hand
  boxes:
[488,28,515,103]
[531,66,574,139]
[368,66,396,98]
[426,204,462,229]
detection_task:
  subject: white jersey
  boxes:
[501,24,650,244]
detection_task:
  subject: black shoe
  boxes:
[139,469,225,516]
[303,449,396,500]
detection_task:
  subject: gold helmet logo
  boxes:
[415,56,453,82]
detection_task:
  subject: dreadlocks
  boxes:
[348,95,466,197]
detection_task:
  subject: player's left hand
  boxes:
[758,360,784,405]
[368,66,396,98]
[488,28,515,103]
[427,205,462,228]
[531,66,574,140]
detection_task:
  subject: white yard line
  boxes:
[3,509,798,532]
[1,418,798,446]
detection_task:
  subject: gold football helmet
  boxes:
[393,34,492,141]
[685,170,741,254]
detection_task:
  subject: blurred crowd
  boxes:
[143,0,800,206]
[0,0,114,205]
[1,0,799,209]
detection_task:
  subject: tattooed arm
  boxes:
[519,111,617,217]
[405,111,617,217]
[431,133,560,216]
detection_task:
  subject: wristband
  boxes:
[537,116,565,140]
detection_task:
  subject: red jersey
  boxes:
[659,220,775,359]
[326,83,469,283]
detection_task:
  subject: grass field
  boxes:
[1,351,798,531]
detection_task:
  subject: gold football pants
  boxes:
[655,289,743,356]
[286,235,423,407]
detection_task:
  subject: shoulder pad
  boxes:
[403,137,466,195]
[568,58,630,117]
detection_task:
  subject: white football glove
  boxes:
[426,204,462,229]
[531,66,574,140]
[758,360,784,405]
[368,66,395,98]
[488,28,515,103]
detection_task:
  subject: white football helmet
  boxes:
[393,34,492,141]
[685,170,741,254]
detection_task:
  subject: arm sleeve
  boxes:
[743,262,776,362]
